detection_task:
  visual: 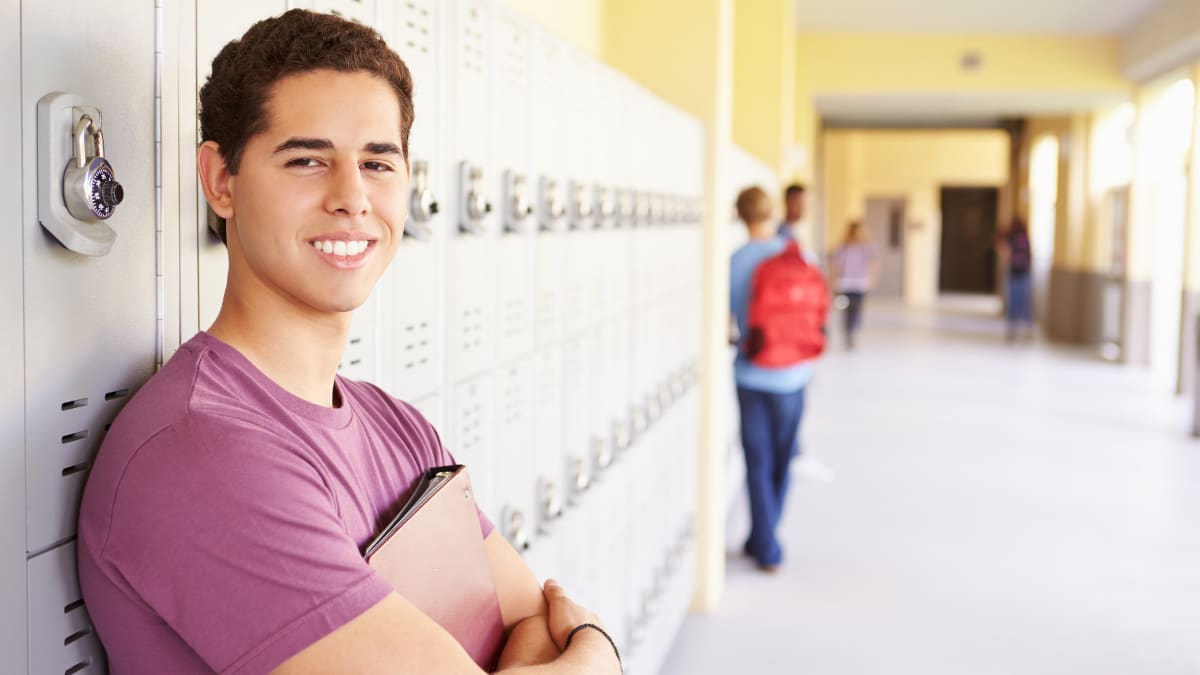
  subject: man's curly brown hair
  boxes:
[199,9,414,240]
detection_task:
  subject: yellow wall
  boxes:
[823,129,1010,306]
[501,0,605,58]
[732,0,794,177]
[797,33,1127,93]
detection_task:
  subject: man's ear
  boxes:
[197,141,235,220]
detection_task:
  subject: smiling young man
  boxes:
[77,10,619,675]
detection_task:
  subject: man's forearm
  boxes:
[497,629,620,675]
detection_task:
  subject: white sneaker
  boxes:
[794,455,835,483]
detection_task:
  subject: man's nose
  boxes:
[324,163,370,217]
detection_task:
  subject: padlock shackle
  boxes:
[73,115,96,169]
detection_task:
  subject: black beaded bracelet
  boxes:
[564,622,622,671]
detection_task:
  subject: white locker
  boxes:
[450,374,495,514]
[527,346,564,581]
[492,357,537,554]
[21,1,160,672]
[379,0,446,403]
[1,0,22,666]
[493,12,536,364]
[445,0,497,383]
[338,293,379,382]
[408,393,445,436]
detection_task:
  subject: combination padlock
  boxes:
[64,114,123,222]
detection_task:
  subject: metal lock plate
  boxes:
[406,159,438,240]
[458,161,491,235]
[568,180,593,229]
[593,185,615,228]
[37,92,121,256]
[504,170,533,233]
[538,176,566,231]
[539,478,563,527]
[592,434,612,470]
[504,508,530,551]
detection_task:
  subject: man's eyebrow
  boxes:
[273,137,333,153]
[364,142,403,156]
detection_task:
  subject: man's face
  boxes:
[224,69,410,317]
[785,192,805,222]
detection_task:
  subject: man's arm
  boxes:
[270,581,620,675]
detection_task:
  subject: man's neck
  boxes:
[748,220,776,241]
[207,288,351,408]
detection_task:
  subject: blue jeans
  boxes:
[1007,272,1033,327]
[736,385,807,566]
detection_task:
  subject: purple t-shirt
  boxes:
[77,332,493,674]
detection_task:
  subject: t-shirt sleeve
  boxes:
[97,419,393,675]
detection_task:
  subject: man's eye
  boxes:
[362,161,393,172]
[285,158,320,168]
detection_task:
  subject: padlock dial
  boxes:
[89,161,123,219]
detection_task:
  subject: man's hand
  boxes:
[542,579,602,652]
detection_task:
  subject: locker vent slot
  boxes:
[65,661,92,675]
[61,431,89,445]
[104,388,130,401]
[61,398,88,411]
[62,462,91,478]
[64,628,92,646]
[64,599,86,614]
[403,1,433,55]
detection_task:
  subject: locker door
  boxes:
[493,13,535,364]
[527,346,563,581]
[530,34,568,349]
[338,292,379,383]
[408,394,444,435]
[492,358,536,555]
[450,374,494,514]
[381,0,444,403]
[0,0,22,667]
[446,0,496,383]
[22,2,159,672]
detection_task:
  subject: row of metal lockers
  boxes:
[1,0,710,673]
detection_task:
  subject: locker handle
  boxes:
[406,159,438,240]
[612,418,631,451]
[539,176,566,231]
[592,435,613,471]
[505,170,534,234]
[459,161,491,236]
[540,479,563,525]
[569,181,594,229]
[504,508,530,551]
[571,456,591,495]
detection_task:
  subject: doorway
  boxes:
[862,197,905,297]
[939,187,999,294]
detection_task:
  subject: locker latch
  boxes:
[592,434,612,472]
[594,185,615,228]
[504,170,534,233]
[571,456,591,497]
[538,478,563,531]
[617,189,636,227]
[538,176,566,232]
[406,160,438,240]
[37,92,124,256]
[568,180,593,230]
[635,192,651,227]
[458,162,491,235]
[504,508,530,551]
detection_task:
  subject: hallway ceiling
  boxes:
[795,0,1162,35]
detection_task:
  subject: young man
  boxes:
[730,187,820,572]
[77,10,619,675]
[776,183,805,239]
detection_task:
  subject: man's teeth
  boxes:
[311,240,369,256]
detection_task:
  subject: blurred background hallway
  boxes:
[662,298,1200,674]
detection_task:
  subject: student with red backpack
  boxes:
[729,187,830,573]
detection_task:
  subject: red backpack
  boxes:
[743,240,830,367]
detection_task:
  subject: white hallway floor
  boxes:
[659,297,1200,675]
